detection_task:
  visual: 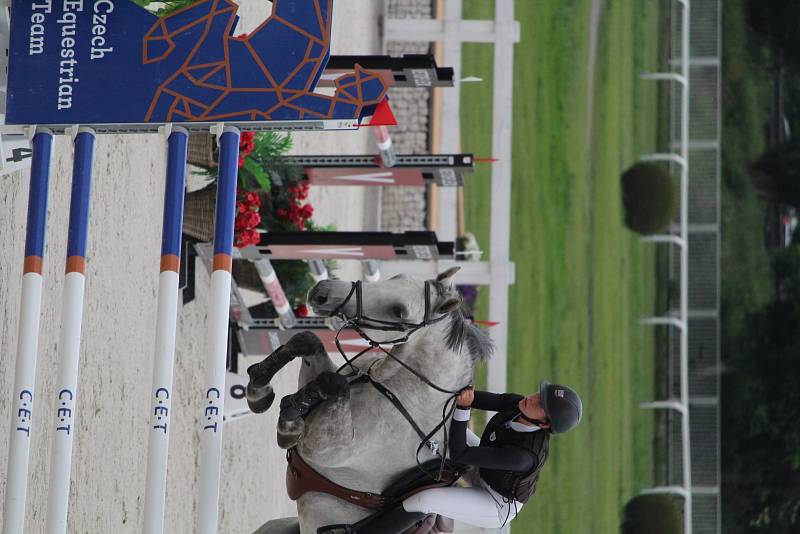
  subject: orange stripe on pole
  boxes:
[212,254,232,272]
[65,256,85,274]
[23,256,43,275]
[160,254,180,273]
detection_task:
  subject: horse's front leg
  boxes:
[246,331,334,413]
[277,371,350,450]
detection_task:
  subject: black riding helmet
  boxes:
[540,380,583,434]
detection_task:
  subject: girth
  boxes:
[285,448,461,511]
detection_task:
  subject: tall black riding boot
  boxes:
[277,371,349,449]
[351,504,428,534]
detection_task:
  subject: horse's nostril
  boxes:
[313,293,328,305]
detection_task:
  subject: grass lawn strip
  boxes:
[460,1,659,532]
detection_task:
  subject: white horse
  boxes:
[248,268,493,534]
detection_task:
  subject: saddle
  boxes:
[286,448,463,511]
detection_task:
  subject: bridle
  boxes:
[327,280,469,480]
[329,279,447,342]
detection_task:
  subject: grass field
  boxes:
[459,1,661,532]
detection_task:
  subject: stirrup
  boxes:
[317,524,355,534]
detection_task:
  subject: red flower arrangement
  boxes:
[234,188,262,248]
[272,182,313,230]
[238,131,256,168]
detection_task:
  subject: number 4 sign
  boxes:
[0,134,34,174]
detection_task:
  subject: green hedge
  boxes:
[621,495,682,534]
[621,163,678,235]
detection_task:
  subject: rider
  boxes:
[357,380,583,532]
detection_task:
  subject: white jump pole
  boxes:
[44,127,96,534]
[141,126,189,534]
[197,125,240,534]
[2,128,55,534]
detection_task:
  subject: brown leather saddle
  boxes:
[286,447,463,511]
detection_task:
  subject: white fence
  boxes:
[640,1,721,533]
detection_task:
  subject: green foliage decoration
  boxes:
[134,0,199,16]
[620,162,678,235]
[241,132,301,193]
[621,495,681,534]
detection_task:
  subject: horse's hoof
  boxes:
[277,418,305,449]
[247,382,275,414]
[285,331,325,356]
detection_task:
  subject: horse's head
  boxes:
[308,268,463,344]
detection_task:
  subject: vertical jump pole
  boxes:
[142,127,188,534]
[2,128,54,534]
[44,127,96,534]
[197,126,239,534]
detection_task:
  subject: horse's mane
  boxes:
[444,309,494,362]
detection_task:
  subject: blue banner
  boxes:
[7,0,388,125]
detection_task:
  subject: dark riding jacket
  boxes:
[449,391,550,504]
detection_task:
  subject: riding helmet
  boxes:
[539,380,583,434]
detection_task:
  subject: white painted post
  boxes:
[487,1,517,394]
[2,128,54,534]
[637,2,693,532]
[44,127,96,534]
[142,126,189,534]
[197,125,240,534]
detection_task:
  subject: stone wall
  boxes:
[380,0,435,232]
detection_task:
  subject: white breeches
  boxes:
[403,429,523,529]
[402,484,522,529]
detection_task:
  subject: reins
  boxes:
[328,280,469,481]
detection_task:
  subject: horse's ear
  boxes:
[435,294,462,316]
[436,266,461,288]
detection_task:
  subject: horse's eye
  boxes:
[392,305,406,319]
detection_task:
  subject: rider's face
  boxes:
[518,393,549,427]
